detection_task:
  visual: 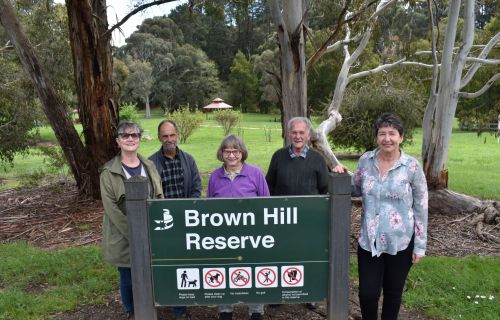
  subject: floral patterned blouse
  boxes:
[352,148,428,257]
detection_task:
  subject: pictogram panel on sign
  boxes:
[255,266,278,288]
[229,267,252,289]
[281,265,304,287]
[203,268,226,289]
[176,268,200,290]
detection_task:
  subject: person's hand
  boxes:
[412,253,424,264]
[332,164,348,173]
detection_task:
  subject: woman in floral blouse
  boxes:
[334,113,428,320]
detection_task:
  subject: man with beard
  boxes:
[149,120,202,318]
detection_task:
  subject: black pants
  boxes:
[357,238,414,320]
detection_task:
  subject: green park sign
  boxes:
[148,196,330,306]
[124,173,352,319]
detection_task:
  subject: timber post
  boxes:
[124,176,157,320]
[327,173,352,320]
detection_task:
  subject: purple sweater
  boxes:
[207,163,270,198]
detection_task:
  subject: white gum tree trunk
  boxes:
[269,0,308,144]
[422,0,500,189]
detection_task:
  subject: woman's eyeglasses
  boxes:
[119,133,140,140]
[223,149,241,156]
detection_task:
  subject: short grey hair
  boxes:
[287,117,312,133]
[216,134,248,162]
[117,120,143,136]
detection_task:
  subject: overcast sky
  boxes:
[107,0,185,47]
[55,0,185,47]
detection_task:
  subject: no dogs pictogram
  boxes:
[203,268,226,289]
[281,265,304,287]
[256,266,278,288]
[229,267,252,289]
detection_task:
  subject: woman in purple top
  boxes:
[208,134,269,320]
[208,134,269,198]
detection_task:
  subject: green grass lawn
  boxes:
[3,112,499,199]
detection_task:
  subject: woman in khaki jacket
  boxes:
[100,120,163,319]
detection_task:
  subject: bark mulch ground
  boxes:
[1,180,498,320]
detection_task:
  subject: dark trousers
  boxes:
[118,267,134,313]
[357,239,414,320]
[119,267,186,316]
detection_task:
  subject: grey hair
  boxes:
[287,117,312,133]
[216,134,248,162]
[117,120,143,136]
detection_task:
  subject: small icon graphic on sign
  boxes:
[255,266,278,288]
[154,209,174,230]
[203,268,226,289]
[229,267,252,289]
[281,265,304,287]
[176,268,200,290]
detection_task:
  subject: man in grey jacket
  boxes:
[149,120,202,199]
[149,119,202,319]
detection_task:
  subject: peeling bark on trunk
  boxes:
[269,0,307,144]
[0,0,94,196]
[66,0,119,198]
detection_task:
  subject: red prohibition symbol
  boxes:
[282,267,302,285]
[205,269,224,288]
[257,268,276,286]
[230,268,250,287]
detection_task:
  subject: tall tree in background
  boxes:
[0,0,99,197]
[228,50,258,112]
[420,0,499,209]
[1,0,176,198]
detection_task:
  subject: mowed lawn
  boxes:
[2,112,499,199]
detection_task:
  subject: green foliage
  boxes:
[168,107,204,143]
[122,56,153,107]
[330,81,424,152]
[0,242,116,319]
[228,51,259,112]
[252,49,280,113]
[213,109,241,136]
[37,145,70,176]
[0,45,39,168]
[16,145,70,188]
[119,103,140,121]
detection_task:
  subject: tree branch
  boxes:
[306,0,379,69]
[105,0,179,37]
[458,73,500,99]
[461,31,500,88]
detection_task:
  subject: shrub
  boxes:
[168,107,204,143]
[213,109,241,136]
[37,145,70,176]
[329,83,424,152]
[119,103,139,121]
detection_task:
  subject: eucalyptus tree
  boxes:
[228,50,259,112]
[269,0,499,215]
[253,48,280,113]
[123,57,154,118]
[168,2,237,80]
[0,1,72,167]
[0,0,178,198]
[420,0,499,195]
